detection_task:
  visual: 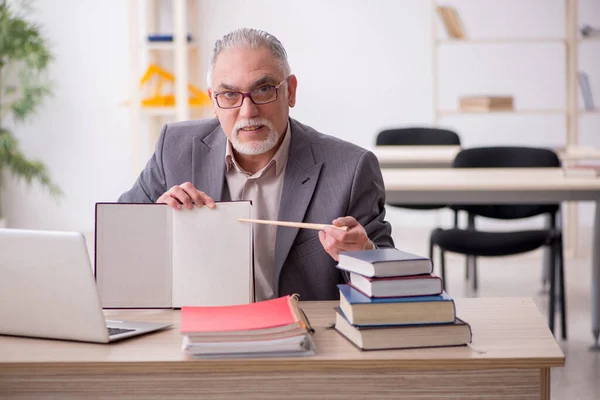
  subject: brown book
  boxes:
[437,7,457,38]
[437,6,464,39]
[459,96,514,111]
[446,7,465,39]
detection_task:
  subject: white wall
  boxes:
[2,0,599,234]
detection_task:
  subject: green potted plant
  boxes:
[0,0,61,226]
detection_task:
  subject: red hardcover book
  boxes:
[349,273,443,298]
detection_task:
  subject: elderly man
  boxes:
[119,28,394,301]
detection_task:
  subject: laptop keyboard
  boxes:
[107,327,136,336]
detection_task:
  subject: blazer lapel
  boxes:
[192,125,227,201]
[274,120,323,293]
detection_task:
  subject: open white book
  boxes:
[95,202,253,308]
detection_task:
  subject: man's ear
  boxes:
[207,88,218,118]
[286,75,298,108]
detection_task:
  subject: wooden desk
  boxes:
[373,145,600,169]
[373,145,461,168]
[0,298,564,400]
[382,167,600,349]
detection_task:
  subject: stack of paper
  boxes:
[180,295,316,358]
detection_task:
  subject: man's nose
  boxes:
[239,96,259,118]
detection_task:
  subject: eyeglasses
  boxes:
[213,79,286,109]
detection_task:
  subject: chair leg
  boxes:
[473,256,478,291]
[557,235,567,340]
[466,213,476,282]
[541,213,557,292]
[440,249,447,291]
[429,235,434,262]
[548,242,557,336]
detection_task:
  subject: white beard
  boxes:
[231,118,279,155]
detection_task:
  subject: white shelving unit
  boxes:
[128,0,210,175]
[432,0,580,130]
[431,0,598,256]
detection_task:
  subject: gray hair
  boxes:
[207,28,291,87]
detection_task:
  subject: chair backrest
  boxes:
[376,127,461,146]
[452,146,561,220]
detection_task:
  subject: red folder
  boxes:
[180,295,300,334]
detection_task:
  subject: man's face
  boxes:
[208,46,297,155]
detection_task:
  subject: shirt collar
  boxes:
[225,121,291,177]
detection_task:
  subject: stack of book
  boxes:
[563,164,600,178]
[459,96,514,112]
[334,248,472,351]
[180,295,316,358]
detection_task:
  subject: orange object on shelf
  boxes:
[139,64,211,107]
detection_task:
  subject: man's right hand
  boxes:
[156,182,216,210]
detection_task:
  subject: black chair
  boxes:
[376,127,461,147]
[376,127,461,259]
[430,146,566,339]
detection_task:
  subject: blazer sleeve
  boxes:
[347,151,395,249]
[118,124,169,203]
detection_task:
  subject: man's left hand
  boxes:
[318,216,374,262]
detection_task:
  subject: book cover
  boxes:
[338,284,455,325]
[340,248,429,265]
[335,307,462,328]
[578,71,595,110]
[334,309,472,351]
[180,295,297,334]
[349,273,443,298]
[337,284,451,305]
[446,7,465,39]
[147,33,193,42]
[337,248,433,277]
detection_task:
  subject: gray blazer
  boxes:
[119,118,394,300]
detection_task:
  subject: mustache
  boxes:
[233,118,272,132]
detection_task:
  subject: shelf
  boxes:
[439,109,565,116]
[578,37,600,43]
[143,41,199,51]
[436,38,566,45]
[579,110,600,115]
[141,106,209,117]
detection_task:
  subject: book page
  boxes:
[95,203,172,308]
[171,201,253,307]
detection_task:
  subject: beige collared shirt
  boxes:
[225,123,291,301]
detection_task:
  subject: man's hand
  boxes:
[156,182,216,210]
[318,216,374,262]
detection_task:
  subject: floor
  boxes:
[390,223,600,400]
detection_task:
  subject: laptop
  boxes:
[0,229,171,343]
